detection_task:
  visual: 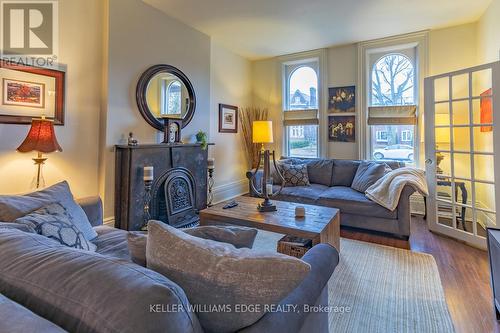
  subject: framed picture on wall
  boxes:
[328,115,355,142]
[0,60,65,125]
[219,104,238,133]
[328,86,355,113]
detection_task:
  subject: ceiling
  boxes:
[144,0,491,60]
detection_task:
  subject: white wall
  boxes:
[209,41,252,202]
[0,0,103,198]
[101,0,211,218]
[477,0,500,64]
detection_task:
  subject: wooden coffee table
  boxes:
[199,196,340,251]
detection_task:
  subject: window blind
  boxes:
[283,109,319,126]
[368,105,417,125]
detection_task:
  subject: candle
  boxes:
[207,158,215,170]
[143,166,154,181]
[266,183,273,195]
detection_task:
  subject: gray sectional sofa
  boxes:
[247,158,416,239]
[0,196,339,333]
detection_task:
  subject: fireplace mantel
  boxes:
[114,143,211,231]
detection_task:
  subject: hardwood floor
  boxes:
[341,216,500,333]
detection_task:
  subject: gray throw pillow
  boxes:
[128,225,259,267]
[146,220,310,333]
[282,163,310,187]
[351,161,391,193]
[15,203,97,252]
[332,159,361,186]
[0,181,97,241]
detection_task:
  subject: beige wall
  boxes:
[0,0,103,198]
[209,42,252,202]
[477,0,500,64]
[101,0,211,218]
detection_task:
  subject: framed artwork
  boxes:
[0,60,65,125]
[480,88,493,132]
[328,115,355,142]
[3,79,45,108]
[329,86,355,113]
[219,104,238,133]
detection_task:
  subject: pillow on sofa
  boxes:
[146,220,310,333]
[306,159,334,186]
[128,225,259,267]
[0,222,35,233]
[332,159,361,186]
[15,203,96,252]
[0,181,97,240]
[282,163,310,187]
[351,161,391,193]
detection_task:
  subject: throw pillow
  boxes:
[282,163,310,187]
[332,159,361,186]
[351,161,392,193]
[306,159,334,186]
[15,203,97,252]
[128,225,259,267]
[146,220,310,333]
[0,181,97,241]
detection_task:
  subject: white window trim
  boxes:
[357,31,428,167]
[401,130,412,142]
[278,49,327,158]
[376,130,388,142]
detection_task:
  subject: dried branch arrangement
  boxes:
[239,107,269,168]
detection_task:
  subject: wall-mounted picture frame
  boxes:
[219,104,238,133]
[328,86,355,113]
[328,115,355,142]
[0,60,65,125]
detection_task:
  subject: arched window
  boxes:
[166,80,181,115]
[371,54,414,106]
[288,66,318,110]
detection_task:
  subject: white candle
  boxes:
[266,183,273,195]
[144,166,154,181]
[207,158,215,169]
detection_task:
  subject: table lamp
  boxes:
[17,117,62,188]
[248,121,284,212]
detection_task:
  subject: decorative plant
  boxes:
[239,107,269,168]
[196,130,208,150]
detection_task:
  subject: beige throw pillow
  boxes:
[146,220,311,333]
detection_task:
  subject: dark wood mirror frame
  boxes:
[136,64,196,131]
[0,60,65,125]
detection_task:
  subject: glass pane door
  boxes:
[425,62,500,249]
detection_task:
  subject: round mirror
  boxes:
[136,65,196,130]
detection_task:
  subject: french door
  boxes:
[424,62,500,249]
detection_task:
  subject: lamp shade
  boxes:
[252,121,273,143]
[17,118,62,153]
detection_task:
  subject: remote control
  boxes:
[223,200,238,209]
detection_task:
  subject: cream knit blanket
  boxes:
[365,167,428,211]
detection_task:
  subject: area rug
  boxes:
[254,231,455,333]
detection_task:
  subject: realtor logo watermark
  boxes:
[1,0,58,67]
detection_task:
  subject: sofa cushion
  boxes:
[15,203,97,252]
[332,160,361,186]
[0,293,66,333]
[274,184,329,205]
[317,186,397,219]
[92,225,132,261]
[146,220,310,333]
[0,228,203,333]
[351,161,391,193]
[0,181,97,240]
[306,159,334,186]
[0,222,35,233]
[127,225,259,267]
[282,163,310,187]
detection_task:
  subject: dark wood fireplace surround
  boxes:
[115,143,208,231]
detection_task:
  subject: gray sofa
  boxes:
[247,158,415,239]
[0,197,339,333]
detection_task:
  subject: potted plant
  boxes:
[196,131,208,150]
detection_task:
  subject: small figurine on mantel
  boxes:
[128,132,138,146]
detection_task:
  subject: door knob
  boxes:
[425,159,433,164]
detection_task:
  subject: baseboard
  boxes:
[212,178,248,204]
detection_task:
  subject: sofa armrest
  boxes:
[396,185,417,237]
[238,244,339,333]
[76,196,103,227]
[246,169,263,196]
